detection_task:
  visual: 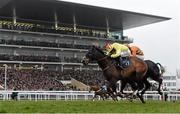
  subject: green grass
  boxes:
[0,100,180,113]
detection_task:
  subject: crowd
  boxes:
[0,39,91,50]
[0,54,83,63]
[0,69,104,91]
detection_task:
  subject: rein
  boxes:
[97,56,108,62]
[102,64,114,71]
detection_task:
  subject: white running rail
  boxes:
[0,91,180,101]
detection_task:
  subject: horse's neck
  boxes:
[97,58,112,70]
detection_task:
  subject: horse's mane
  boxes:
[93,46,106,55]
[93,46,114,63]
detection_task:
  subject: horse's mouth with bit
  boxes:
[82,58,90,65]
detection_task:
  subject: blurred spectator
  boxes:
[0,54,85,63]
[0,68,104,91]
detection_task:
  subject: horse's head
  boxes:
[82,46,105,65]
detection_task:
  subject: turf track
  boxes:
[0,100,180,113]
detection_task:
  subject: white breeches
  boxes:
[120,50,131,57]
[136,55,144,60]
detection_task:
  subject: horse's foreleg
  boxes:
[101,95,105,100]
[120,80,127,94]
[101,93,106,101]
[128,81,138,96]
[130,81,145,103]
[111,84,117,93]
[105,93,108,99]
[109,83,118,101]
[109,92,118,101]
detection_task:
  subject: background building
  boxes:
[0,0,170,91]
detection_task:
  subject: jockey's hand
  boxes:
[105,52,110,56]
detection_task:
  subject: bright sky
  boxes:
[62,0,180,75]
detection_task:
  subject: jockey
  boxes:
[126,43,144,60]
[104,42,131,68]
[100,80,108,93]
[101,85,107,92]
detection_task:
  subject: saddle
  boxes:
[120,57,130,68]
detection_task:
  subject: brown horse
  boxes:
[82,46,148,103]
[89,85,118,101]
[89,85,107,100]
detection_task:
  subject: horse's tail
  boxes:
[156,63,165,75]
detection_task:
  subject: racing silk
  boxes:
[129,46,144,56]
[101,85,107,91]
[106,43,129,58]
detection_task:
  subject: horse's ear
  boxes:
[92,45,96,48]
[92,45,97,49]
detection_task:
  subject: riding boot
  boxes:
[120,57,130,68]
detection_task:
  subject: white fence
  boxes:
[0,91,180,101]
[0,91,94,100]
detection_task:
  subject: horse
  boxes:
[89,85,107,101]
[120,60,165,97]
[82,46,148,103]
[89,85,118,101]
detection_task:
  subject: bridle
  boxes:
[97,56,107,62]
[86,47,114,72]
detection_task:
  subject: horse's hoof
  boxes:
[132,94,137,99]
[140,97,145,103]
[140,97,146,104]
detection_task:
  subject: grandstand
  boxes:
[0,0,170,92]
